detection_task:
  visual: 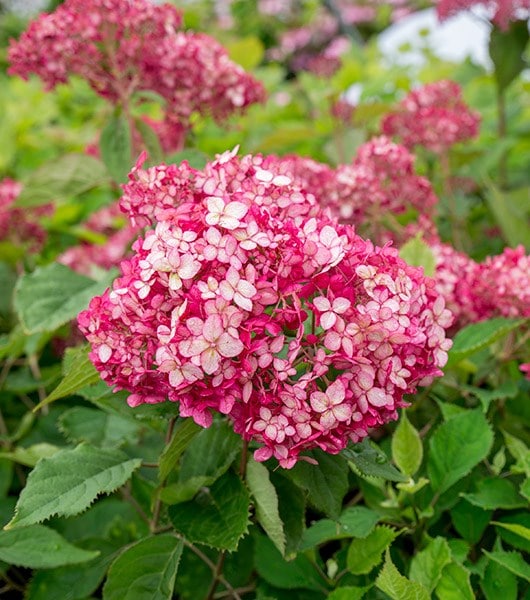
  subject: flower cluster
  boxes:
[436,0,530,30]
[0,178,50,253]
[381,80,481,154]
[8,0,265,127]
[59,203,141,277]
[79,149,452,468]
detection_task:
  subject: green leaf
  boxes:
[327,587,371,600]
[483,550,530,582]
[428,409,493,494]
[270,472,305,558]
[6,444,142,529]
[287,450,349,518]
[103,535,183,600]
[247,459,286,556]
[37,345,101,410]
[460,477,526,510]
[254,533,325,592]
[399,235,435,277]
[59,407,141,448]
[343,438,408,483]
[489,20,529,92]
[481,559,518,600]
[503,431,530,476]
[134,117,164,165]
[168,470,250,551]
[14,154,109,208]
[158,419,201,482]
[376,549,429,600]
[161,420,241,503]
[409,537,452,592]
[493,521,530,542]
[14,264,115,334]
[299,506,379,550]
[391,411,423,476]
[166,149,208,170]
[447,317,526,365]
[99,113,132,184]
[450,500,491,544]
[461,380,518,412]
[435,562,474,600]
[226,36,264,70]
[0,443,60,467]
[484,181,530,249]
[495,513,530,553]
[347,525,398,575]
[0,524,98,568]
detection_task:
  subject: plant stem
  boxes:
[150,417,177,533]
[496,85,508,190]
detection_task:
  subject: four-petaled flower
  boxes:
[313,296,351,330]
[205,197,248,230]
[310,380,352,428]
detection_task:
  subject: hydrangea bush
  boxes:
[0,0,529,598]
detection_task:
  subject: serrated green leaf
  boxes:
[377,549,429,600]
[168,470,250,551]
[343,438,408,483]
[299,506,379,550]
[483,550,530,582]
[447,318,525,365]
[489,21,530,93]
[37,345,101,410]
[0,524,98,568]
[461,477,526,510]
[503,431,530,476]
[493,521,530,542]
[409,537,452,592]
[428,409,493,494]
[14,154,109,208]
[6,444,142,529]
[270,472,305,558]
[392,411,423,476]
[59,407,141,448]
[435,562,474,600]
[99,114,132,184]
[158,419,201,482]
[450,500,491,544]
[254,533,325,591]
[347,525,398,575]
[287,450,349,518]
[461,380,518,412]
[103,535,183,600]
[399,235,435,277]
[14,264,116,334]
[481,559,518,600]
[327,587,371,600]
[0,443,60,467]
[247,459,286,556]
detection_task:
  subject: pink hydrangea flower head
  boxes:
[8,0,265,127]
[381,80,481,154]
[79,150,453,468]
[437,0,530,30]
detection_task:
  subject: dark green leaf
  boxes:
[346,525,398,575]
[99,114,132,184]
[134,117,164,165]
[0,524,98,568]
[450,500,491,544]
[428,409,493,494]
[461,477,526,510]
[481,558,518,600]
[270,472,305,558]
[483,550,530,582]
[343,439,408,483]
[158,419,201,482]
[168,470,250,551]
[489,21,529,92]
[484,181,530,249]
[103,535,183,600]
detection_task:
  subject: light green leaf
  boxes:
[59,407,141,448]
[484,180,530,249]
[347,525,398,575]
[327,587,371,600]
[99,114,132,184]
[14,264,115,334]
[503,431,530,476]
[343,438,408,483]
[288,450,349,518]
[435,562,474,600]
[247,459,286,556]
[37,345,101,410]
[158,419,202,482]
[461,380,518,412]
[103,535,183,600]
[461,478,526,510]
[493,521,530,542]
[409,537,452,592]
[226,36,264,70]
[14,154,109,208]
[376,549,429,600]
[483,550,530,582]
[270,472,305,558]
[428,409,493,494]
[6,444,142,529]
[0,524,98,568]
[168,470,250,551]
[447,317,525,365]
[0,443,60,467]
[392,411,423,476]
[399,235,435,277]
[299,506,379,550]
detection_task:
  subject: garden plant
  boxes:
[0,0,529,598]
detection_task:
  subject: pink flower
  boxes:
[313,296,351,330]
[310,380,352,428]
